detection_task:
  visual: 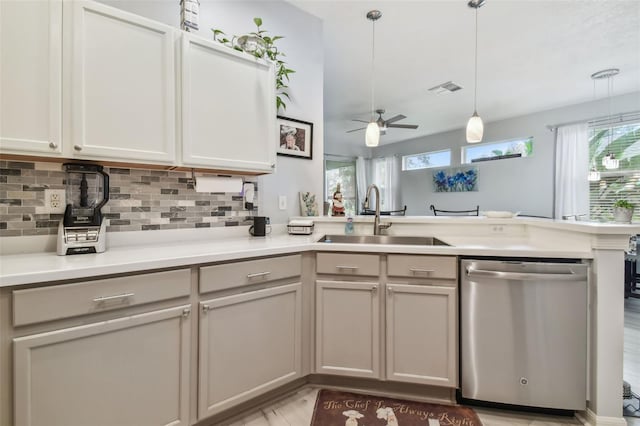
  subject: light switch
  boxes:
[278,195,287,210]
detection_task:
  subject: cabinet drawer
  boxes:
[13,269,191,326]
[200,255,301,293]
[387,255,457,280]
[316,253,380,276]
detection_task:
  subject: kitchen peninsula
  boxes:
[0,216,637,426]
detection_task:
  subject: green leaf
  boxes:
[280,92,291,100]
[254,17,263,27]
[272,36,284,42]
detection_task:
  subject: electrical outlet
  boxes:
[45,189,66,214]
[278,195,287,210]
[492,225,504,233]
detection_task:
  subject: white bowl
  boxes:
[483,211,519,218]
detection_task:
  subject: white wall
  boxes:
[371,92,640,217]
[98,0,324,224]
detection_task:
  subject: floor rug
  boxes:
[311,389,483,425]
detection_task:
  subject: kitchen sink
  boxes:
[317,234,450,246]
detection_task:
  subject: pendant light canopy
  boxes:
[591,68,621,170]
[466,0,485,143]
[365,10,382,147]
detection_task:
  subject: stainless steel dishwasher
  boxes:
[460,259,588,410]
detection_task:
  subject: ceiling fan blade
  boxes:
[346,127,367,133]
[384,114,407,124]
[387,123,419,129]
[351,119,370,124]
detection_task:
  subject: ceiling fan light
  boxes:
[466,112,484,143]
[365,122,380,147]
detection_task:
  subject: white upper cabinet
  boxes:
[70,1,176,163]
[181,34,276,173]
[0,0,62,156]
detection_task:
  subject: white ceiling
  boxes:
[291,0,640,147]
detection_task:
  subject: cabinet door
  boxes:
[71,1,175,163]
[316,280,380,378]
[14,305,191,426]
[199,283,302,418]
[0,0,62,156]
[386,283,457,387]
[181,34,276,173]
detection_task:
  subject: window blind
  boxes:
[589,120,640,221]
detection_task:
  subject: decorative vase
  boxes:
[613,206,634,223]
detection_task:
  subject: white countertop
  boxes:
[0,222,604,287]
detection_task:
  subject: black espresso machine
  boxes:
[57,163,109,255]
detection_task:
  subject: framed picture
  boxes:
[277,116,313,160]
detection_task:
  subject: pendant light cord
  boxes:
[371,18,376,121]
[473,6,478,112]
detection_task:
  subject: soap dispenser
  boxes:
[345,217,354,234]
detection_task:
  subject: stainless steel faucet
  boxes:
[363,184,392,235]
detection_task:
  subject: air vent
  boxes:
[428,81,463,94]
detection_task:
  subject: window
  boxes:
[325,159,357,216]
[588,120,640,221]
[371,158,390,210]
[462,137,533,164]
[401,149,451,171]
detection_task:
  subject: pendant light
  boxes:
[466,0,485,143]
[588,163,601,182]
[591,68,620,170]
[365,10,382,147]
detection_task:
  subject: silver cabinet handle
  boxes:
[247,271,271,279]
[202,304,211,314]
[336,266,359,270]
[372,285,377,294]
[92,292,134,303]
[74,145,82,151]
[182,307,191,318]
[409,268,434,274]
[466,267,582,281]
[387,287,394,295]
[49,142,58,149]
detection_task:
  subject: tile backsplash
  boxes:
[0,161,258,237]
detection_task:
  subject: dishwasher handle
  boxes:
[466,267,584,281]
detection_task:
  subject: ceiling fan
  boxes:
[347,109,419,135]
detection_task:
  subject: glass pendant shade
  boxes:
[588,169,601,182]
[365,122,380,147]
[602,153,620,170]
[466,112,484,143]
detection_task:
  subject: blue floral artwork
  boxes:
[433,167,478,192]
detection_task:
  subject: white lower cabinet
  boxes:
[198,283,302,418]
[386,283,457,387]
[315,280,380,378]
[13,305,191,426]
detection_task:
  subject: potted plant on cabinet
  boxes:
[211,18,295,111]
[613,199,634,223]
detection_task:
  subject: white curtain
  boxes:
[372,155,401,211]
[554,123,589,219]
[356,156,368,211]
